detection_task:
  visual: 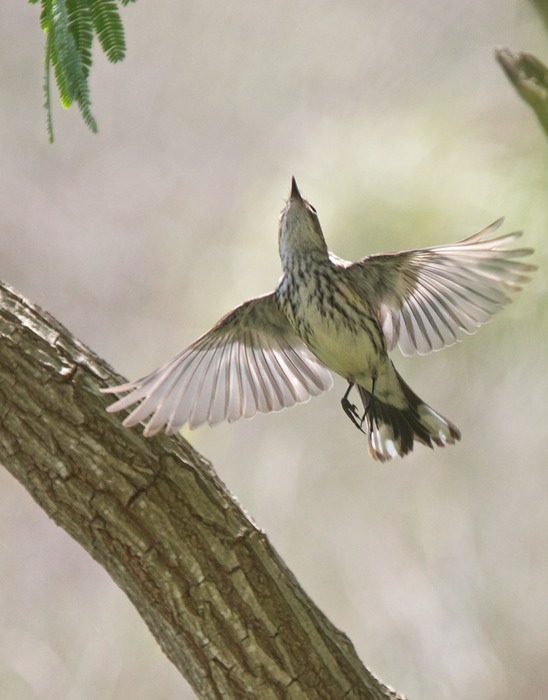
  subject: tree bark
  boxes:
[0,281,404,700]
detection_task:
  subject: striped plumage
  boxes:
[103,178,536,461]
[105,293,333,435]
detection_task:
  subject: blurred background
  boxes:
[1,1,547,698]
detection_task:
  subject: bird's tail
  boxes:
[356,369,461,462]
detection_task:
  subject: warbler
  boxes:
[103,178,536,461]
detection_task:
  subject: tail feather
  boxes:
[356,371,460,462]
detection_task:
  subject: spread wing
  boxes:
[102,292,333,436]
[346,219,536,356]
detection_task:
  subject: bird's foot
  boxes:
[341,396,367,434]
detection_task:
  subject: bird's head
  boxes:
[278,178,329,268]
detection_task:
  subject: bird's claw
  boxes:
[341,397,367,434]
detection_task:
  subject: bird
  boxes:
[102,178,536,461]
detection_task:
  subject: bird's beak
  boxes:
[290,177,303,202]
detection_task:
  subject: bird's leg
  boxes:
[341,383,367,434]
[367,375,378,431]
[355,375,378,427]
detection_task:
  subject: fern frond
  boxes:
[66,0,93,79]
[40,3,50,33]
[33,0,131,140]
[76,95,98,134]
[44,34,55,143]
[90,0,126,63]
[40,0,98,138]
[49,0,86,105]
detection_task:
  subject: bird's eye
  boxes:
[307,203,317,214]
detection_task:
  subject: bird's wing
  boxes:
[102,292,333,436]
[346,219,536,356]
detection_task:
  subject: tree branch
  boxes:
[496,48,548,138]
[0,281,404,700]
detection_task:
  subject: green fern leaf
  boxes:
[49,38,71,109]
[40,0,98,138]
[66,0,93,79]
[90,0,126,63]
[40,2,50,32]
[33,0,130,139]
[75,89,98,134]
[50,0,86,105]
[43,35,55,142]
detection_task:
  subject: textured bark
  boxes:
[0,281,404,700]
